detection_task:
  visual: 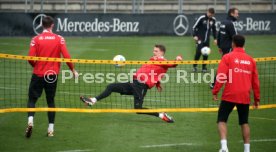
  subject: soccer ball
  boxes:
[113,55,126,67]
[201,46,211,56]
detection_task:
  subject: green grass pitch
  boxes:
[0,36,276,152]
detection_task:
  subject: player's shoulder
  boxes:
[224,19,234,26]
[31,35,39,40]
[149,56,166,61]
[211,16,216,21]
[55,34,66,42]
[54,34,63,39]
[157,56,166,61]
[197,15,206,20]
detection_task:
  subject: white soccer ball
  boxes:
[201,46,211,56]
[113,55,126,67]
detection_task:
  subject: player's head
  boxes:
[232,35,245,48]
[228,7,239,20]
[42,16,54,30]
[153,44,166,57]
[207,8,215,18]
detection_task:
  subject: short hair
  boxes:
[155,44,166,54]
[208,8,215,14]
[233,35,245,47]
[228,7,238,16]
[42,16,54,28]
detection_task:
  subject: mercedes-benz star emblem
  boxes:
[33,14,47,35]
[173,15,189,36]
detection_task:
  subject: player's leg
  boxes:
[222,48,232,56]
[44,75,58,137]
[193,43,202,72]
[132,81,174,123]
[26,74,44,138]
[202,54,208,73]
[202,43,209,72]
[217,100,235,151]
[80,82,132,106]
[237,104,250,152]
[133,84,158,117]
[211,48,231,89]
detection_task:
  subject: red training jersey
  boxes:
[28,30,74,77]
[133,56,177,89]
[212,47,260,104]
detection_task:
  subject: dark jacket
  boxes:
[192,14,217,45]
[217,16,238,51]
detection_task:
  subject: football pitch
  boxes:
[0,36,276,152]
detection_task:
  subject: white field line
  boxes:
[207,104,219,107]
[250,116,276,121]
[140,142,198,148]
[0,87,18,90]
[239,139,276,143]
[56,149,94,152]
[59,91,92,96]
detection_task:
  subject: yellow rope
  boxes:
[0,104,275,113]
[1,53,275,65]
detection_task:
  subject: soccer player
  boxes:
[26,16,78,138]
[212,35,260,152]
[192,8,217,73]
[80,44,182,123]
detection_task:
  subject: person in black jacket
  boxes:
[192,8,217,73]
[211,8,239,89]
[217,7,239,55]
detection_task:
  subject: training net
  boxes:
[0,54,276,112]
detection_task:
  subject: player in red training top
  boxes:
[212,35,260,152]
[80,44,182,123]
[25,16,78,138]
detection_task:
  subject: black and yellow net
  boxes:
[0,53,276,113]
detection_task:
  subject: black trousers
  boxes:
[96,80,159,117]
[193,42,209,70]
[221,47,232,55]
[27,74,58,124]
[212,48,232,86]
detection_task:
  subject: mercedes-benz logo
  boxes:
[33,14,46,35]
[173,15,189,36]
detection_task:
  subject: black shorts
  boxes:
[217,100,249,125]
[28,74,58,99]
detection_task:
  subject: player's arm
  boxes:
[217,26,221,49]
[212,18,217,44]
[155,55,182,68]
[28,37,37,67]
[252,60,260,108]
[192,16,202,41]
[212,56,229,100]
[59,36,78,77]
[156,81,162,92]
[228,21,237,39]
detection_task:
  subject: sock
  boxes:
[28,116,34,126]
[48,123,54,132]
[90,97,97,103]
[220,139,228,150]
[158,113,164,118]
[244,143,250,152]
